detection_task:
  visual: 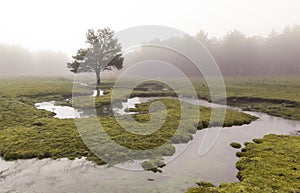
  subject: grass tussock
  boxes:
[0,78,256,169]
[230,142,242,149]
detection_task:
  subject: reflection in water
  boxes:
[35,101,82,119]
[4,98,300,193]
[35,95,151,118]
[92,89,104,97]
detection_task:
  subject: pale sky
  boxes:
[1,0,299,56]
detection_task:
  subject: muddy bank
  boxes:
[217,96,300,120]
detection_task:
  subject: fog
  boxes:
[0,43,69,75]
[113,25,300,77]
[1,26,300,77]
[200,25,300,76]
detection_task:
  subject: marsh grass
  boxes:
[141,159,166,173]
[0,78,256,169]
[186,134,300,193]
[217,78,300,120]
[98,77,300,120]
[230,142,242,149]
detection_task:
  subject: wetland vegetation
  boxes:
[1,2,300,192]
[186,134,300,193]
[0,76,299,193]
[0,77,256,166]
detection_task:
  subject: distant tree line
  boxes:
[122,25,300,77]
[196,25,300,76]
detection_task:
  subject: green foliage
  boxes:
[186,134,300,193]
[68,28,124,86]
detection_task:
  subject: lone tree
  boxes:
[68,28,124,95]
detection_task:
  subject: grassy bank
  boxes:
[97,77,300,120]
[186,134,300,193]
[219,77,300,120]
[9,76,298,121]
[0,77,256,168]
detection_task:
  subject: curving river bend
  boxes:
[0,97,299,193]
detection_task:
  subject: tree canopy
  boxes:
[68,28,123,86]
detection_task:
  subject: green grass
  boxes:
[0,118,102,163]
[230,142,242,149]
[52,76,300,120]
[0,77,257,168]
[186,134,300,193]
[96,76,300,120]
[126,76,300,120]
[0,96,54,128]
[141,159,166,173]
[207,77,300,120]
[131,98,257,130]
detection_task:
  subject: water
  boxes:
[35,101,82,119]
[92,89,104,97]
[1,98,300,193]
[114,97,153,115]
[35,97,153,119]
[35,89,150,118]
[34,95,227,119]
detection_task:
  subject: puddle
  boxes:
[35,101,82,119]
[6,97,300,193]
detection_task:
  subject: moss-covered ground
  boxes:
[36,76,300,120]
[186,134,300,193]
[0,77,256,167]
[85,77,300,120]
[192,77,300,120]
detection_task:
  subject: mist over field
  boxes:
[0,1,300,193]
[1,26,299,77]
[0,43,69,75]
[108,26,300,77]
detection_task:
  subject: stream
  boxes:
[0,95,300,193]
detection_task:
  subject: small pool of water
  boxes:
[92,89,104,96]
[2,97,300,193]
[35,97,152,119]
[35,101,82,119]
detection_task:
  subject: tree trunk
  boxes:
[96,72,100,88]
[97,77,100,87]
[96,88,101,97]
[96,73,101,97]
